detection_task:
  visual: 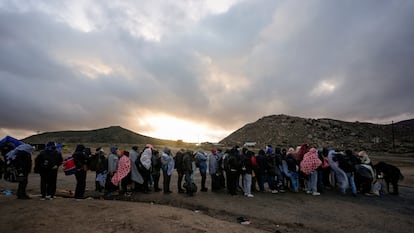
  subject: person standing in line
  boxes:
[140,144,153,193]
[111,150,131,195]
[13,144,34,199]
[285,148,299,192]
[226,146,241,196]
[208,148,220,192]
[300,147,322,196]
[195,149,208,192]
[106,146,119,197]
[242,150,255,197]
[94,147,107,192]
[174,149,185,193]
[151,149,162,192]
[161,147,175,194]
[182,150,195,196]
[34,142,63,200]
[72,144,89,199]
[129,146,143,192]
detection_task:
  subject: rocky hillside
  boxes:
[22,126,186,148]
[219,115,414,153]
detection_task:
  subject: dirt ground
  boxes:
[1,153,413,233]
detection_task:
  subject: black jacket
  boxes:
[15,150,32,175]
[35,150,63,173]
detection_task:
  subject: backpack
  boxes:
[337,153,355,173]
[135,153,145,172]
[251,155,257,168]
[4,150,18,182]
[62,156,76,175]
[194,155,200,168]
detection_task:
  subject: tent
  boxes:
[0,136,23,155]
[0,135,23,148]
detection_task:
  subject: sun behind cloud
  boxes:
[136,114,224,143]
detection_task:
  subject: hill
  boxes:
[219,114,414,153]
[22,126,188,148]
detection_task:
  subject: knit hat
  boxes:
[110,146,118,154]
[163,147,171,154]
[46,141,56,151]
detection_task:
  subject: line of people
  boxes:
[2,141,400,200]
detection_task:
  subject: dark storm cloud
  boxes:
[1,0,414,141]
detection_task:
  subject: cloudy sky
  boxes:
[1,0,413,143]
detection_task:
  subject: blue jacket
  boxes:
[195,151,208,173]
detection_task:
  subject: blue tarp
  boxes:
[0,135,23,148]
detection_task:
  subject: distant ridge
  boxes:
[219,114,414,153]
[22,126,181,146]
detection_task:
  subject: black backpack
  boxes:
[337,153,356,173]
[135,153,145,172]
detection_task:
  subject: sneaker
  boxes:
[306,190,312,194]
[312,192,321,196]
[247,194,254,198]
[271,190,279,194]
[46,195,51,199]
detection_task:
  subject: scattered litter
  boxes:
[2,190,13,196]
[237,216,250,225]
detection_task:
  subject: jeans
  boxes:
[243,173,252,195]
[342,172,357,194]
[265,174,276,190]
[307,171,318,193]
[289,171,299,192]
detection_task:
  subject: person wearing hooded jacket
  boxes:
[140,145,153,193]
[129,146,143,192]
[34,142,63,200]
[72,144,89,199]
[161,147,174,194]
[195,149,208,192]
[105,146,119,197]
[13,144,34,199]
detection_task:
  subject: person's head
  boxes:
[258,149,265,156]
[110,146,118,154]
[211,148,217,154]
[132,146,138,151]
[75,144,85,152]
[266,145,273,155]
[163,147,171,155]
[358,151,368,157]
[46,141,56,151]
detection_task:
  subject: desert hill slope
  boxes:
[219,115,414,153]
[22,126,182,147]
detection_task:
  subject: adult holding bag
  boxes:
[34,142,63,200]
[13,144,34,199]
